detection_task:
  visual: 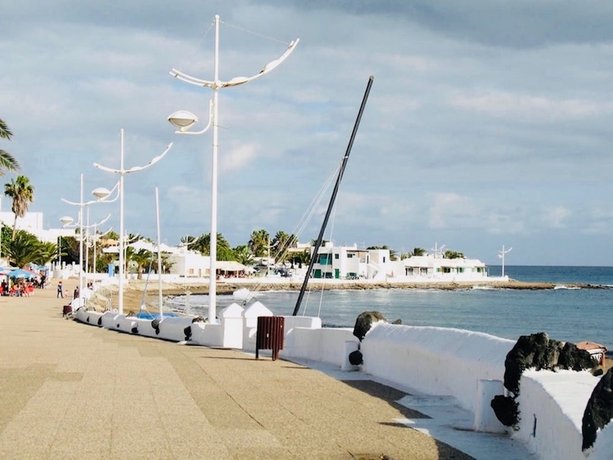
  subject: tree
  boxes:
[411,247,426,256]
[249,229,270,257]
[444,250,464,259]
[233,244,254,266]
[4,175,34,238]
[191,232,235,260]
[0,119,20,175]
[127,248,154,279]
[271,230,297,263]
[3,229,57,267]
[290,248,311,267]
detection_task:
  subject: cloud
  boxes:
[428,192,479,229]
[541,206,571,229]
[220,142,259,173]
[450,91,609,121]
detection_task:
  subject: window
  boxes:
[318,254,332,265]
[335,254,339,260]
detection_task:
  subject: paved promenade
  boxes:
[0,280,470,459]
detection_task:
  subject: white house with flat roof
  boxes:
[389,254,488,281]
[0,209,74,243]
[309,243,392,280]
[307,242,489,282]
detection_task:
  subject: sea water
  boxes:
[171,266,613,348]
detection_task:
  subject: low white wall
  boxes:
[515,370,602,460]
[281,316,322,358]
[592,423,613,460]
[72,305,613,458]
[360,323,515,414]
[191,322,222,347]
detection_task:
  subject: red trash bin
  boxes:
[256,316,284,360]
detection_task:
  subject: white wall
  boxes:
[361,323,514,414]
[515,370,602,460]
[71,304,612,459]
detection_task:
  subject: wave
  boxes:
[553,285,581,290]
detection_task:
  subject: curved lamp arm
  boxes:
[173,100,213,136]
[170,38,299,89]
[61,197,109,207]
[94,143,173,175]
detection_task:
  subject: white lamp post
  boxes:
[61,174,118,303]
[60,213,111,301]
[94,129,173,315]
[168,14,298,323]
[498,245,512,278]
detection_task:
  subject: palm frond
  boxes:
[0,119,13,140]
[0,150,20,174]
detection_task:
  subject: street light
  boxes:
[94,129,173,315]
[168,14,298,323]
[61,174,118,304]
[60,212,111,303]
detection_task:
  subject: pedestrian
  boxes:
[57,281,63,298]
[73,286,79,300]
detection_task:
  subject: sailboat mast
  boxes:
[292,76,374,316]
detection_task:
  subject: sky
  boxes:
[3,1,613,266]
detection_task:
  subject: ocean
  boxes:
[170,266,613,348]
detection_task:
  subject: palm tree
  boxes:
[249,229,269,257]
[191,232,235,260]
[233,244,254,266]
[0,119,20,175]
[4,175,34,238]
[411,247,426,257]
[271,230,297,263]
[444,250,465,259]
[3,230,57,267]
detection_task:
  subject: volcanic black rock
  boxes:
[353,311,387,341]
[582,368,613,451]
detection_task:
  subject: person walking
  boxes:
[57,281,63,298]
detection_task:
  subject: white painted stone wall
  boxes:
[71,306,612,459]
[515,370,602,460]
[360,323,514,414]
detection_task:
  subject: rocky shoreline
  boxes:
[86,278,606,312]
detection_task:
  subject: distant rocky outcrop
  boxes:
[582,368,613,451]
[492,332,596,427]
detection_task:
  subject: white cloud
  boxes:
[220,142,259,172]
[541,206,571,228]
[4,2,613,263]
[450,91,609,120]
[428,192,479,229]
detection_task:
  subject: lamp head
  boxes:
[92,187,111,200]
[60,216,74,226]
[168,110,198,132]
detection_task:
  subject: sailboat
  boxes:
[292,76,374,317]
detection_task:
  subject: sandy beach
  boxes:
[0,278,470,459]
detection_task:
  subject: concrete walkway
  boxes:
[0,281,470,459]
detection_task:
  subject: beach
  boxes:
[0,279,470,459]
[85,277,587,313]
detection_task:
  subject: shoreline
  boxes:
[86,277,602,311]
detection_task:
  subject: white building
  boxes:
[167,248,210,278]
[0,209,74,242]
[389,254,488,281]
[309,243,392,280]
[308,242,489,282]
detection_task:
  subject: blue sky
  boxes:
[3,1,613,265]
